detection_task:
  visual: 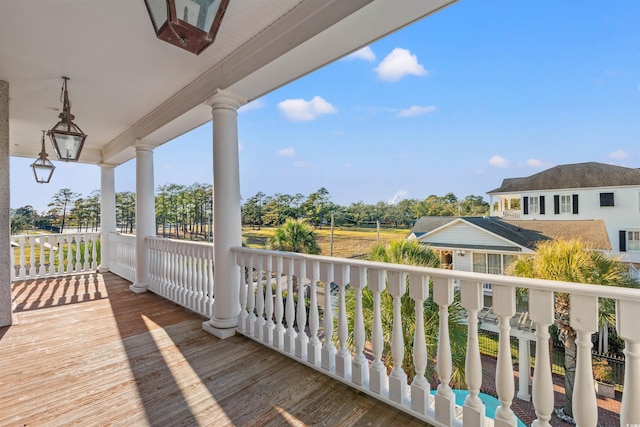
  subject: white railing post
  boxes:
[254,255,265,340]
[273,256,285,348]
[38,235,46,276]
[617,300,640,426]
[433,277,455,426]
[493,284,517,427]
[91,234,98,270]
[245,254,256,336]
[388,270,407,403]
[284,258,296,354]
[295,258,309,360]
[18,236,26,279]
[367,268,387,395]
[350,265,368,387]
[461,280,485,427]
[529,290,554,427]
[58,235,65,275]
[28,236,36,277]
[263,255,274,345]
[307,260,322,366]
[570,294,598,427]
[410,273,430,415]
[335,264,351,379]
[320,262,336,372]
[236,252,248,333]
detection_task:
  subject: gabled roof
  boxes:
[488,162,640,194]
[410,216,611,251]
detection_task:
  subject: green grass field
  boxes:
[243,225,411,258]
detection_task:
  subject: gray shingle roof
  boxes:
[488,162,640,194]
[410,216,611,250]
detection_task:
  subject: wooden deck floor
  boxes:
[1,272,425,427]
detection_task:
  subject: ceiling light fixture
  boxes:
[49,76,87,162]
[144,0,230,55]
[31,131,55,184]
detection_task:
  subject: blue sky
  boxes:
[11,0,640,212]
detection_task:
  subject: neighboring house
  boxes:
[487,162,640,272]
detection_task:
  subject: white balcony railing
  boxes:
[10,232,100,281]
[108,232,136,283]
[148,237,214,318]
[231,246,640,427]
[492,209,521,220]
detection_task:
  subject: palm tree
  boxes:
[267,218,321,254]
[508,239,637,419]
[345,239,468,386]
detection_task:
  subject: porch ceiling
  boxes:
[1,0,456,167]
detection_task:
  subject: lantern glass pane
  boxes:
[31,159,55,183]
[145,0,168,31]
[176,0,221,31]
[52,133,83,160]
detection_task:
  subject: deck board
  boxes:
[1,272,425,427]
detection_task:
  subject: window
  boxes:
[628,231,640,252]
[523,195,544,215]
[560,195,572,213]
[600,192,614,207]
[529,196,539,214]
[472,253,513,275]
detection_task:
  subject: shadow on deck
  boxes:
[1,272,424,426]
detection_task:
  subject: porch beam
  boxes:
[202,89,246,339]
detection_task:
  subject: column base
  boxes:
[98,265,110,273]
[129,283,148,293]
[202,320,236,339]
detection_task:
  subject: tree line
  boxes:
[10,184,489,236]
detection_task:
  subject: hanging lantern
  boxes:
[49,76,87,162]
[31,131,55,183]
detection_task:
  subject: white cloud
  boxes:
[294,161,313,168]
[238,98,266,113]
[489,155,509,168]
[388,190,408,205]
[609,150,629,160]
[526,158,544,167]
[278,146,295,157]
[375,48,427,82]
[278,96,337,121]
[397,105,437,118]
[344,46,376,62]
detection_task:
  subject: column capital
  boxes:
[206,89,247,111]
[98,162,117,171]
[134,139,155,152]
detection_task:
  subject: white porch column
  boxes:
[130,141,155,293]
[0,80,12,327]
[99,164,116,273]
[517,338,531,401]
[202,89,246,339]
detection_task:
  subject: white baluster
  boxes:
[365,269,384,395]
[18,236,26,279]
[410,274,430,415]
[387,271,407,403]
[529,290,554,427]
[245,254,256,335]
[433,277,455,425]
[461,280,485,427]
[91,235,98,269]
[351,265,368,386]
[295,259,309,359]
[263,255,274,344]
[307,260,322,366]
[29,236,36,277]
[50,235,57,276]
[493,284,517,427]
[58,235,65,275]
[335,264,351,379]
[320,262,336,372]
[617,300,640,426]
[236,252,248,333]
[75,236,82,272]
[273,256,285,348]
[517,338,531,401]
[10,240,15,280]
[83,235,90,270]
[38,235,46,276]
[570,294,598,427]
[284,258,296,354]
[254,255,265,340]
[66,236,73,273]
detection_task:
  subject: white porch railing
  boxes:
[492,210,521,220]
[10,232,100,281]
[148,237,214,318]
[108,232,136,283]
[231,246,640,427]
